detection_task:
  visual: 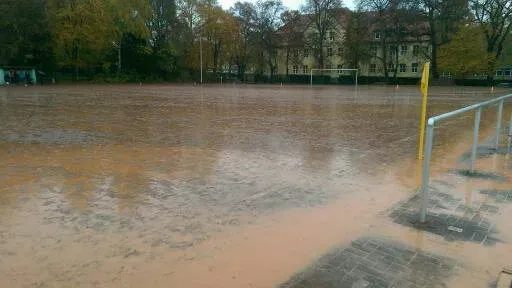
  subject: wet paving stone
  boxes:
[459,146,511,161]
[451,169,509,182]
[279,237,457,288]
[479,189,512,203]
[388,182,503,246]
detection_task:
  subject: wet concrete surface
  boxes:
[0,84,511,287]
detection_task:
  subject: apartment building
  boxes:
[276,9,431,80]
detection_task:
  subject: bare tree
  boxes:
[253,0,284,77]
[198,4,239,76]
[357,0,393,80]
[470,0,512,80]
[421,0,469,78]
[357,0,423,82]
[343,9,371,70]
[279,10,304,76]
[231,1,256,81]
[302,0,343,70]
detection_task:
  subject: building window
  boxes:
[370,64,376,73]
[399,63,406,72]
[413,45,419,56]
[303,49,309,58]
[370,45,377,56]
[327,47,333,57]
[302,65,309,74]
[412,63,418,73]
[496,70,503,76]
[337,64,343,74]
[338,47,343,55]
[505,69,511,76]
[293,65,298,74]
[374,32,381,39]
[293,49,299,57]
[400,45,408,55]
[329,31,334,41]
[387,63,394,72]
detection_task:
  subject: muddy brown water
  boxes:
[0,84,510,287]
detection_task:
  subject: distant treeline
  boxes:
[0,0,510,84]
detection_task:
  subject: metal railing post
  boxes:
[470,108,482,172]
[420,122,435,223]
[495,100,504,149]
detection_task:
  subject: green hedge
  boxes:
[454,78,512,86]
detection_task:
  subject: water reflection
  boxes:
[0,85,506,222]
[0,84,509,287]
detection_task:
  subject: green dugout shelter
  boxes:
[0,67,37,85]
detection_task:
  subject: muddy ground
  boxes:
[0,84,509,287]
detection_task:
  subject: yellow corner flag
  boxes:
[420,62,430,97]
[418,62,430,160]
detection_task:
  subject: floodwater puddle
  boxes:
[0,84,509,287]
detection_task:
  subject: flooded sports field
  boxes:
[0,84,510,287]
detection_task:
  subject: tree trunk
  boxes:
[318,37,324,69]
[228,56,233,76]
[486,46,496,85]
[240,64,245,82]
[267,48,274,81]
[394,47,399,84]
[237,59,242,81]
[285,47,290,76]
[117,39,122,75]
[487,57,495,86]
[72,41,78,81]
[213,42,220,78]
[381,42,389,82]
[428,7,439,79]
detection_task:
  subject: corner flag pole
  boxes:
[418,62,430,160]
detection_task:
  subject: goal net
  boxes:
[309,68,358,87]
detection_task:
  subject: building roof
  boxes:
[277,8,430,45]
[278,8,351,34]
[279,14,313,34]
[363,10,430,42]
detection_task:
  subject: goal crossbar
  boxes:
[310,68,358,87]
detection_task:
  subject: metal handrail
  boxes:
[427,94,511,124]
[419,93,512,223]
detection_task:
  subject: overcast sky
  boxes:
[218,0,356,11]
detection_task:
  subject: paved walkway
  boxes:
[279,140,512,287]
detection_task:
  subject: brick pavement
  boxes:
[279,237,457,288]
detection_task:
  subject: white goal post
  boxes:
[310,68,359,87]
